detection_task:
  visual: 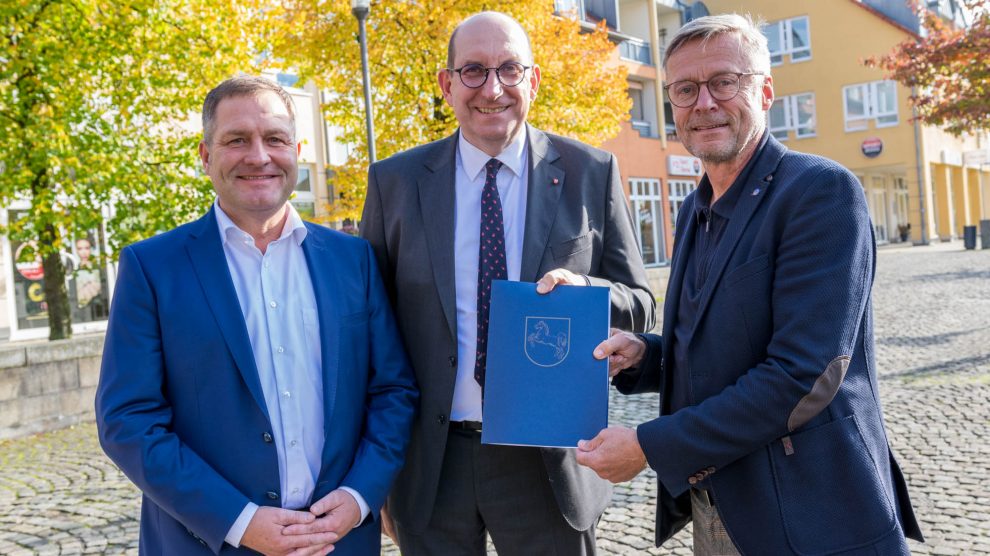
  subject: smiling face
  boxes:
[438,14,541,157]
[198,91,299,226]
[666,33,773,167]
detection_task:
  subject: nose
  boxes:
[694,83,718,112]
[479,70,503,97]
[244,138,272,165]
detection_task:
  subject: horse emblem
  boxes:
[524,317,570,367]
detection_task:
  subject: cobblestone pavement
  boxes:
[1,242,987,555]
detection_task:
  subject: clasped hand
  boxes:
[241,489,361,556]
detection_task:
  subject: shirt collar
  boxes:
[695,130,770,220]
[214,198,308,247]
[457,126,528,182]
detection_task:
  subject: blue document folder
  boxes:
[481,280,610,448]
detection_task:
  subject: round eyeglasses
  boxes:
[664,72,763,108]
[447,62,532,89]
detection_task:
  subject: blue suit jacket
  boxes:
[614,136,923,554]
[96,209,418,555]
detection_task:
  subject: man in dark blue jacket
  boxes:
[578,13,923,555]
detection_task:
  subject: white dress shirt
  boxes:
[213,201,368,547]
[451,130,529,422]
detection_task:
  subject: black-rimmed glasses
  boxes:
[664,72,763,108]
[447,62,532,89]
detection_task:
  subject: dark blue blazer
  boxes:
[614,136,923,555]
[96,209,418,555]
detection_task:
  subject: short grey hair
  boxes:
[663,14,771,75]
[202,75,296,145]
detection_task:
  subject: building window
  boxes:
[295,166,313,195]
[291,165,315,219]
[763,16,811,65]
[668,179,696,235]
[768,93,816,141]
[629,87,651,137]
[843,81,898,131]
[629,179,666,266]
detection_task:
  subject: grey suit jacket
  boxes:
[361,125,655,533]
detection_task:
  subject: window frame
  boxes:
[768,92,817,141]
[843,80,898,132]
[764,16,812,66]
[628,178,666,267]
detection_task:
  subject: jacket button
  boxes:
[448,356,457,367]
[688,476,698,485]
[266,491,279,500]
[707,466,716,474]
[262,432,273,443]
[437,414,447,425]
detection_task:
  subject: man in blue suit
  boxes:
[578,14,924,555]
[96,76,417,555]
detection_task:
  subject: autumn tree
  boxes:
[0,0,260,339]
[867,0,990,135]
[272,0,631,220]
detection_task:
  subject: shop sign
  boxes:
[862,137,883,158]
[667,155,703,176]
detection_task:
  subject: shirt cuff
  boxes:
[225,502,259,548]
[339,486,370,527]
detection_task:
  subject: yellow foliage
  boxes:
[272,0,630,221]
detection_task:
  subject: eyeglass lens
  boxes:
[667,73,742,107]
[458,62,527,88]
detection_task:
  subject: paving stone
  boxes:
[0,242,986,554]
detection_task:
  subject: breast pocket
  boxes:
[550,232,593,267]
[723,254,770,287]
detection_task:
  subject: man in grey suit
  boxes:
[360,11,655,555]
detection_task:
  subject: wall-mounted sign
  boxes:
[667,154,704,176]
[862,137,883,158]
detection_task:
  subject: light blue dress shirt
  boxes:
[213,201,368,547]
[451,130,529,422]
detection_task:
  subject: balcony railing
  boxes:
[619,37,652,65]
[631,120,654,138]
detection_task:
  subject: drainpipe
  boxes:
[912,86,929,245]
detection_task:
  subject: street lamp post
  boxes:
[351,0,376,164]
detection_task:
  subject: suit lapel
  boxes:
[185,209,269,420]
[301,227,339,429]
[418,133,460,339]
[692,138,788,330]
[520,126,565,282]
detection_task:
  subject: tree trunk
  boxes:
[40,223,72,340]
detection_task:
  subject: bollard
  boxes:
[963,225,977,250]
[981,220,990,250]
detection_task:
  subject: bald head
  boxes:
[446,11,534,69]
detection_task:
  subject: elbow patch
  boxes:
[787,355,850,432]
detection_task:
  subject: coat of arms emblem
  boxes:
[524,317,570,367]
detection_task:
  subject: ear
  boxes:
[760,74,774,110]
[198,141,210,171]
[438,69,454,106]
[529,64,541,100]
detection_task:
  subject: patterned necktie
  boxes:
[475,158,506,389]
